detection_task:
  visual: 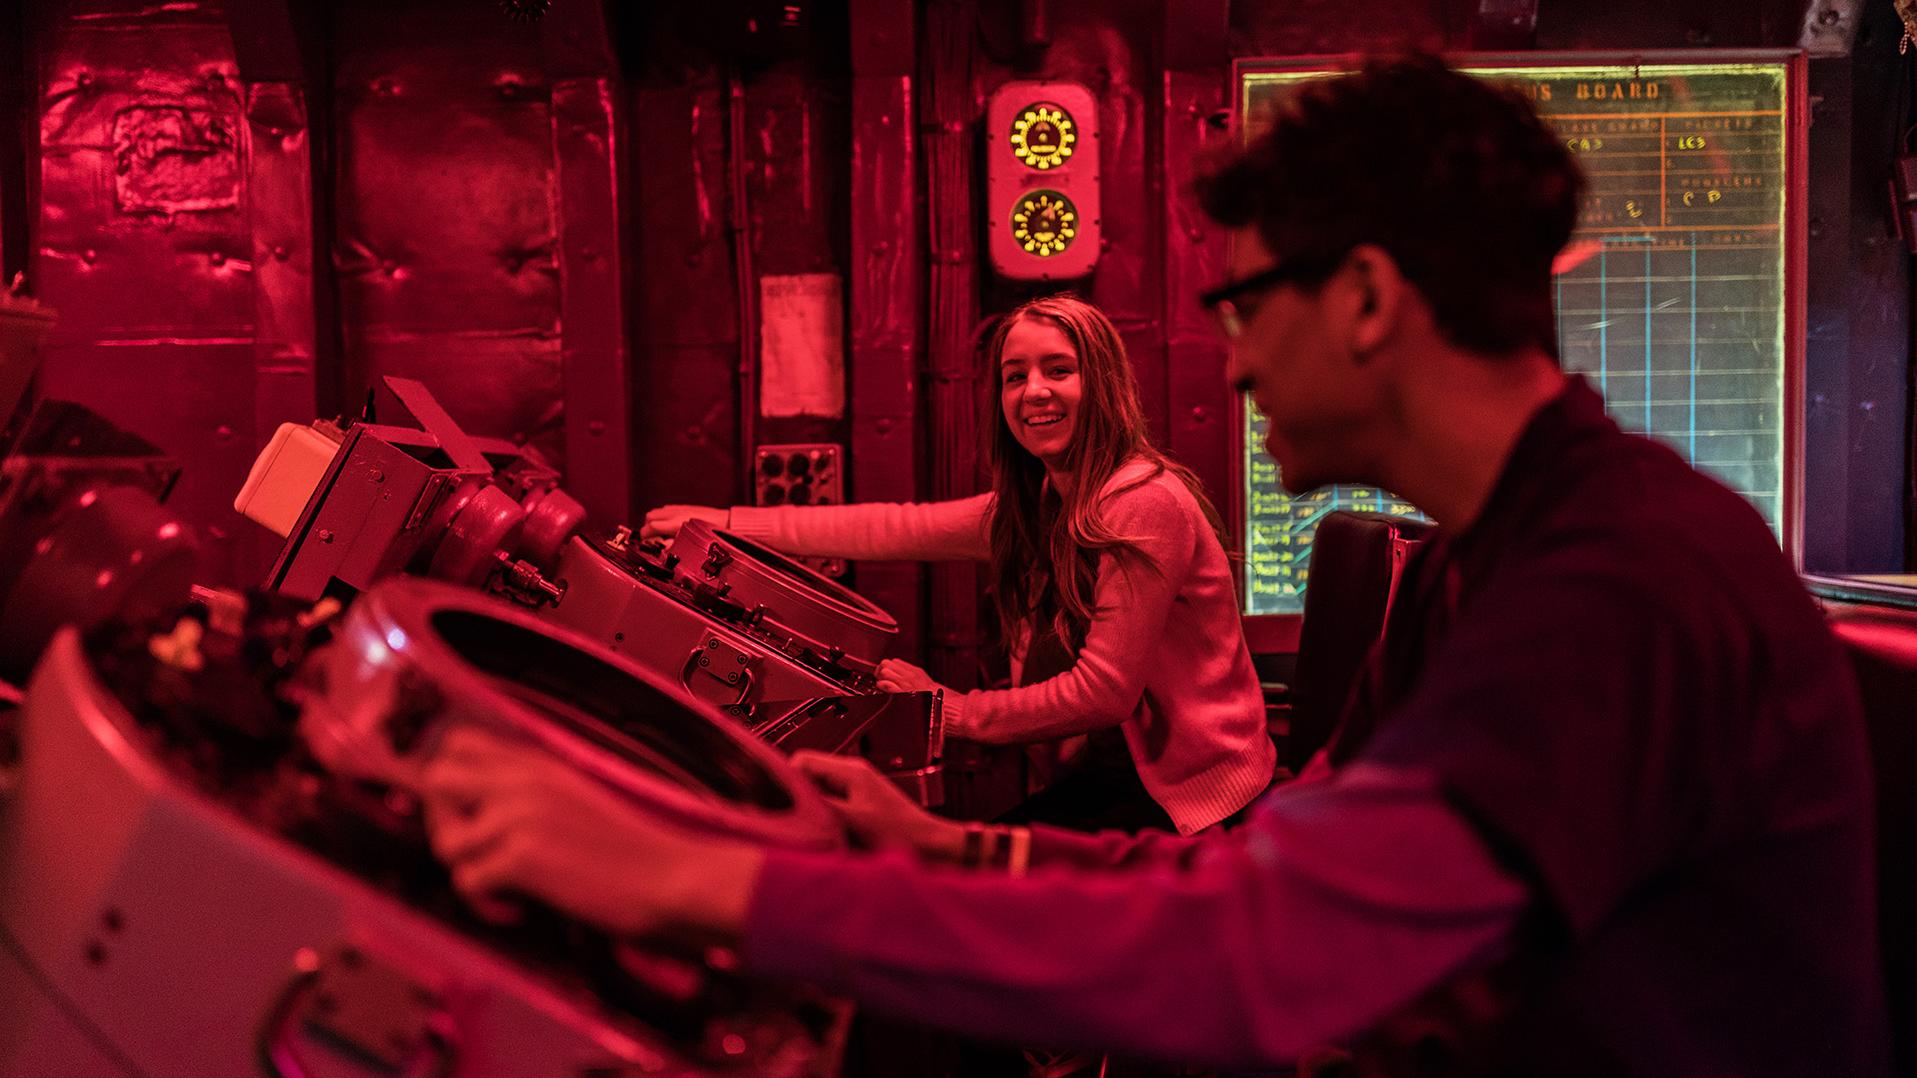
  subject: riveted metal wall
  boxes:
[330,0,563,469]
[1164,0,1234,510]
[237,45,322,540]
[11,0,1903,605]
[1229,0,1452,53]
[623,8,855,523]
[741,35,851,455]
[629,55,742,511]
[850,0,924,662]
[922,0,985,689]
[1534,0,1809,47]
[32,0,266,586]
[543,0,634,526]
[1801,1,1908,574]
[1,2,31,285]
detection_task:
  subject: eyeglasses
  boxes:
[1198,253,1342,339]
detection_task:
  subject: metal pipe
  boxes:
[922,0,983,691]
[727,64,758,504]
[1020,0,1050,52]
[848,0,925,658]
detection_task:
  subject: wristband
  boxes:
[1007,826,1033,878]
[960,822,986,866]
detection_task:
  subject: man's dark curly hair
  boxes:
[1196,55,1584,358]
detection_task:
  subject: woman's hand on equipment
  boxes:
[874,658,941,695]
[639,505,728,543]
[791,750,964,861]
[420,726,763,941]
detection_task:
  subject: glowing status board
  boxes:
[1236,58,1798,616]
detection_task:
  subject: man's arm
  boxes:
[423,731,1525,1067]
[1022,821,1218,871]
[740,761,1527,1068]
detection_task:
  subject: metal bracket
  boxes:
[1799,0,1864,57]
[376,377,492,474]
[258,944,455,1078]
[684,633,758,707]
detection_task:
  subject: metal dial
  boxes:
[1009,103,1077,170]
[1010,190,1078,257]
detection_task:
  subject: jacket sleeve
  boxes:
[741,761,1528,1068]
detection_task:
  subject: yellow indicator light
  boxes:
[1010,190,1078,257]
[1009,103,1078,171]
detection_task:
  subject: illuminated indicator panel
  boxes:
[1236,60,1794,615]
[1010,104,1077,170]
[987,81,1101,279]
[1011,189,1079,257]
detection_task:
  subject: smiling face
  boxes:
[998,314,1083,473]
[1221,227,1416,495]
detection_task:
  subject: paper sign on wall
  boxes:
[759,273,845,419]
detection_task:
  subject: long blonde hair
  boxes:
[983,294,1228,652]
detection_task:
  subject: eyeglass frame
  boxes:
[1198,249,1349,338]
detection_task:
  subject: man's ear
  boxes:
[1342,244,1407,361]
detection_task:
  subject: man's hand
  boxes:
[791,750,965,861]
[874,658,941,695]
[639,505,728,543]
[421,726,764,941]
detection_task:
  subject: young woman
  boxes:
[642,294,1274,835]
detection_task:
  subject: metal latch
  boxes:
[260,944,456,1077]
[684,633,757,707]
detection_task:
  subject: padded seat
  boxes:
[1286,511,1434,772]
[1821,595,1917,1073]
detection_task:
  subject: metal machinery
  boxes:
[0,294,858,1074]
[245,379,943,803]
[0,289,200,688]
[752,443,847,579]
[254,377,587,612]
[548,519,941,800]
[0,578,850,1076]
[0,400,200,686]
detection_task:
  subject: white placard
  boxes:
[759,273,845,419]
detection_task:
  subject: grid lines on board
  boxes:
[1236,61,1790,615]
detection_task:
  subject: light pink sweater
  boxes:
[728,461,1276,834]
